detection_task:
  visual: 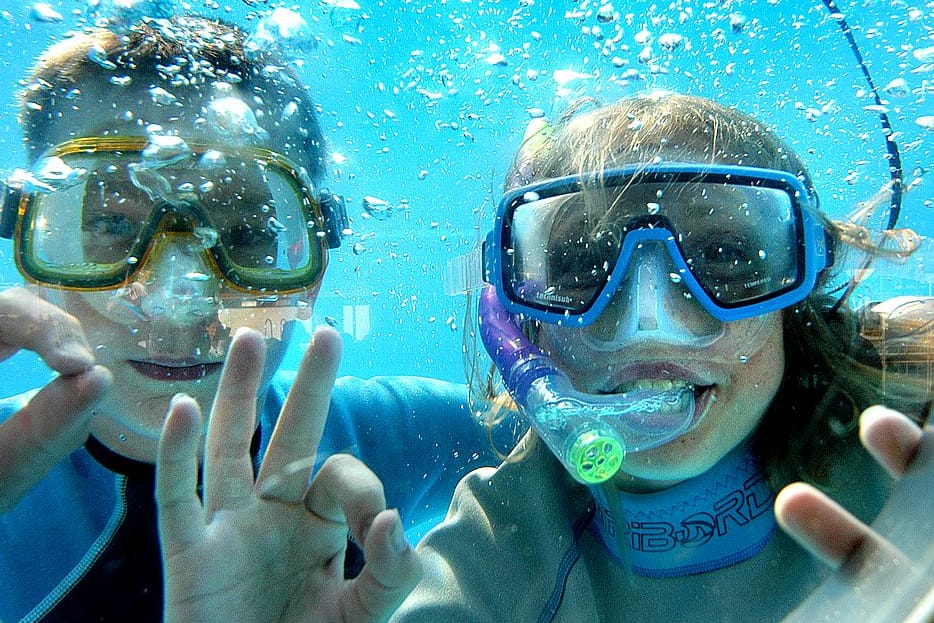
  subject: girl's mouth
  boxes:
[129,360,223,381]
[600,379,718,443]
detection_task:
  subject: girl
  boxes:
[393,93,932,622]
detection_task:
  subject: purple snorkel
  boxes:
[478,285,695,484]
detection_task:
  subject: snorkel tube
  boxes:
[479,286,695,484]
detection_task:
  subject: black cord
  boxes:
[821,0,904,229]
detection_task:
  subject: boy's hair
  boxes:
[19,15,326,181]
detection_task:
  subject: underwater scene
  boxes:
[0,0,931,394]
[2,2,934,622]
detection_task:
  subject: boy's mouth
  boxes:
[129,360,223,381]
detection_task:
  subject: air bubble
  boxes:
[88,44,117,70]
[244,8,317,61]
[149,86,180,106]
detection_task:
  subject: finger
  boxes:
[775,481,903,568]
[859,405,923,479]
[203,328,266,516]
[156,394,205,555]
[0,365,111,512]
[303,454,386,532]
[257,326,342,501]
[0,287,95,374]
[344,509,423,622]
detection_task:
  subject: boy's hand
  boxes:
[157,327,421,623]
[776,406,934,621]
[0,287,111,512]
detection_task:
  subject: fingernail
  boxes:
[169,393,189,408]
[390,510,408,554]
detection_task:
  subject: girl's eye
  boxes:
[694,235,759,266]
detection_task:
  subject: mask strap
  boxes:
[0,170,31,239]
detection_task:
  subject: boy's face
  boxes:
[32,72,321,462]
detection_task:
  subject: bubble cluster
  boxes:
[205,94,271,145]
[86,0,177,31]
[244,8,318,61]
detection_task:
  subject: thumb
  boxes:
[344,509,422,622]
[0,365,111,511]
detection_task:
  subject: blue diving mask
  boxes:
[478,163,833,484]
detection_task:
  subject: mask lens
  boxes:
[18,143,325,292]
[23,152,146,286]
[211,159,317,291]
[676,183,801,307]
[499,170,806,322]
[505,191,616,316]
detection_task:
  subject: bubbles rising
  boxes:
[244,8,318,61]
[362,195,394,220]
[87,0,176,31]
[205,96,270,145]
[30,3,63,23]
[141,135,193,169]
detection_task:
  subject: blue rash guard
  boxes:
[0,373,499,623]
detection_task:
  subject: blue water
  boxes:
[0,0,931,398]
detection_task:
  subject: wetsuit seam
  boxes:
[537,502,595,623]
[20,475,128,623]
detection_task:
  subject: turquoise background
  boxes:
[1,0,931,397]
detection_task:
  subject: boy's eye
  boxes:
[84,213,138,238]
[226,223,275,247]
[228,223,257,245]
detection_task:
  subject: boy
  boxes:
[0,15,488,622]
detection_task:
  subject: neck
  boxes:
[589,442,776,578]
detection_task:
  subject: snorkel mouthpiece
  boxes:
[479,286,695,484]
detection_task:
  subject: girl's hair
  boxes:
[18,15,326,181]
[471,92,931,489]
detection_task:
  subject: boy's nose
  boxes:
[580,242,725,351]
[137,234,222,323]
[98,232,223,327]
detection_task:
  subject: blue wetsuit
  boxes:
[0,373,496,623]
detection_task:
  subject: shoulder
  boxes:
[405,438,592,620]
[323,375,476,440]
[332,375,469,409]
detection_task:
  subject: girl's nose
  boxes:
[580,242,725,351]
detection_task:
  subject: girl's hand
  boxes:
[776,406,933,622]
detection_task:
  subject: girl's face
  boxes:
[532,160,789,488]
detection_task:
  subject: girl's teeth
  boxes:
[613,379,695,393]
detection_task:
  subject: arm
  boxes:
[323,375,506,538]
[0,287,111,512]
[777,406,934,622]
[157,327,422,623]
